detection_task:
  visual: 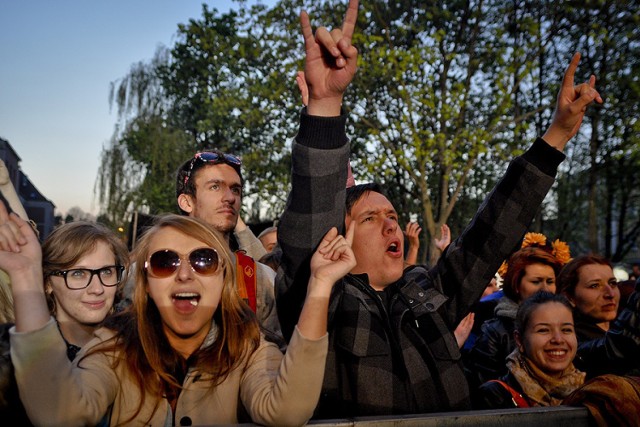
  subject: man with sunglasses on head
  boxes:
[176,150,283,346]
[276,0,603,418]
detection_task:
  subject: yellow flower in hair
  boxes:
[497,260,508,278]
[551,239,571,265]
[522,232,546,248]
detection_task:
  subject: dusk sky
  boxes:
[0,0,277,217]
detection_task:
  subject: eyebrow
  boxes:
[532,322,574,327]
[202,178,241,187]
[357,208,397,219]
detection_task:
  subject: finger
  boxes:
[561,52,581,90]
[588,75,603,103]
[345,221,355,246]
[572,84,602,111]
[315,27,341,58]
[0,200,9,222]
[300,11,315,50]
[322,235,346,256]
[0,224,22,252]
[318,227,339,253]
[337,38,358,70]
[341,0,359,43]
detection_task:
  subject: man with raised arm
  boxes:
[276,0,602,417]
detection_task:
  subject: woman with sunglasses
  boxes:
[0,219,129,424]
[1,206,354,425]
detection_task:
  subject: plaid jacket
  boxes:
[276,110,564,418]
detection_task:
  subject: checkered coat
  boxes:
[276,111,565,418]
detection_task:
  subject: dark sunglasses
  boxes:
[145,248,220,278]
[183,152,242,186]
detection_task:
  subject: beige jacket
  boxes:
[11,318,326,426]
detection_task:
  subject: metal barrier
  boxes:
[304,406,591,427]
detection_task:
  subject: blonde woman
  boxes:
[2,208,354,426]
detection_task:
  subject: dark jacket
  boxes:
[276,110,563,418]
[474,371,525,409]
[466,296,519,390]
[575,282,640,379]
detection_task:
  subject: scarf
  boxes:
[506,348,586,406]
[494,296,519,319]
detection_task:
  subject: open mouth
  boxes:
[387,242,400,254]
[172,292,201,307]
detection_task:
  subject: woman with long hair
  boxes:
[1,220,129,423]
[1,206,354,426]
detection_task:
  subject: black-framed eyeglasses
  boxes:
[50,265,125,290]
[183,152,242,187]
[145,248,220,278]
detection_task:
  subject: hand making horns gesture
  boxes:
[543,52,604,151]
[301,0,359,116]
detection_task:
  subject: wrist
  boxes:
[307,96,343,117]
[541,126,569,152]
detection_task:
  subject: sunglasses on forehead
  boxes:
[183,152,242,187]
[145,248,220,278]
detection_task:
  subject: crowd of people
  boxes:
[0,0,638,425]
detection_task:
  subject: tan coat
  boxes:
[11,319,327,426]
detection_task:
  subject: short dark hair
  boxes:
[175,149,243,215]
[557,254,612,297]
[345,182,386,215]
[515,291,573,337]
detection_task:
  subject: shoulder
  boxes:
[475,375,520,409]
[256,261,276,284]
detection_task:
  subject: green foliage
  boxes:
[95,0,640,262]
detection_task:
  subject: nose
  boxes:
[176,258,194,282]
[550,329,563,343]
[603,283,616,299]
[86,274,105,295]
[383,218,397,235]
[221,187,237,204]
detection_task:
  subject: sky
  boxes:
[0,0,276,217]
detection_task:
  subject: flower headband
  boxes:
[497,232,571,277]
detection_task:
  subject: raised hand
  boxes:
[542,52,603,150]
[434,224,451,252]
[310,225,356,289]
[454,312,475,349]
[0,199,41,276]
[404,221,422,266]
[301,0,359,116]
[299,225,356,339]
[0,199,49,333]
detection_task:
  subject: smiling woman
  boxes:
[1,220,129,423]
[2,211,355,426]
[474,292,586,408]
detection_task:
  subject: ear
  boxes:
[178,194,195,214]
[562,291,577,307]
[514,330,525,353]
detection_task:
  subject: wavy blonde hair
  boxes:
[88,214,260,423]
